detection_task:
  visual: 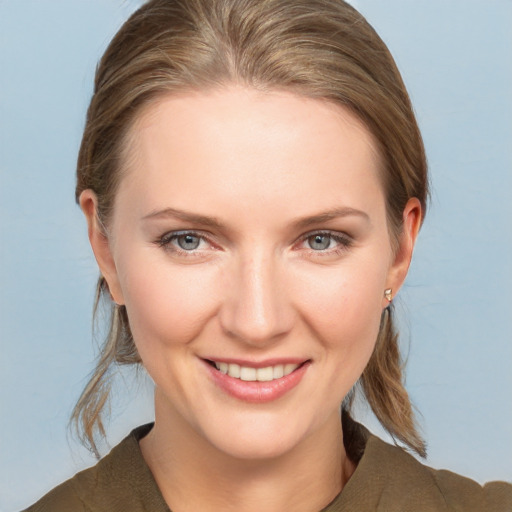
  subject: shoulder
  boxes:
[364,434,512,511]
[426,464,512,512]
[22,424,170,512]
[21,477,87,512]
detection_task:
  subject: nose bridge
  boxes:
[220,245,292,344]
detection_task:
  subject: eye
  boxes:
[307,234,334,251]
[296,230,353,257]
[175,233,201,250]
[157,230,210,255]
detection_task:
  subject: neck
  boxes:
[140,390,355,512]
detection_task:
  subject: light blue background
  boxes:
[1,1,511,510]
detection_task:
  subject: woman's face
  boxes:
[82,86,419,460]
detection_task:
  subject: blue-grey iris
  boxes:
[178,234,201,250]
[309,235,331,250]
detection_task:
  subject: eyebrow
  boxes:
[293,207,371,229]
[142,207,225,229]
[142,206,370,231]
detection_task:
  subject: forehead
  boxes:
[116,86,385,224]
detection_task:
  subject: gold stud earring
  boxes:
[384,288,393,303]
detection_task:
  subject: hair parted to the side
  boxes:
[72,0,428,458]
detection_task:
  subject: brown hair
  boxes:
[73,0,428,457]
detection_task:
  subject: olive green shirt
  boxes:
[23,422,512,511]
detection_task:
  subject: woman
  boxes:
[21,0,511,510]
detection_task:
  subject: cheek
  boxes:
[118,254,220,348]
[294,257,387,364]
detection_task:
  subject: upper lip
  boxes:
[202,357,310,368]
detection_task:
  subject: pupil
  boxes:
[178,234,200,250]
[310,234,330,250]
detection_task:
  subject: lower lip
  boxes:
[203,360,310,403]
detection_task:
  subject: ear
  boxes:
[384,197,422,306]
[79,190,125,305]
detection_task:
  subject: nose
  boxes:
[219,250,295,346]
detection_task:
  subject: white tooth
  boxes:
[273,364,284,379]
[216,362,300,381]
[256,366,274,382]
[227,363,240,378]
[284,363,299,376]
[240,366,257,381]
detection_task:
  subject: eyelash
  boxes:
[155,230,353,258]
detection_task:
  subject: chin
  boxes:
[196,410,321,462]
[210,431,302,461]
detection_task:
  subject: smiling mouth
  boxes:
[206,360,306,382]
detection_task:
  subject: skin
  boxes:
[81,86,421,512]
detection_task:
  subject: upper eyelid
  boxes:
[297,229,352,242]
[160,229,210,241]
[301,229,348,236]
